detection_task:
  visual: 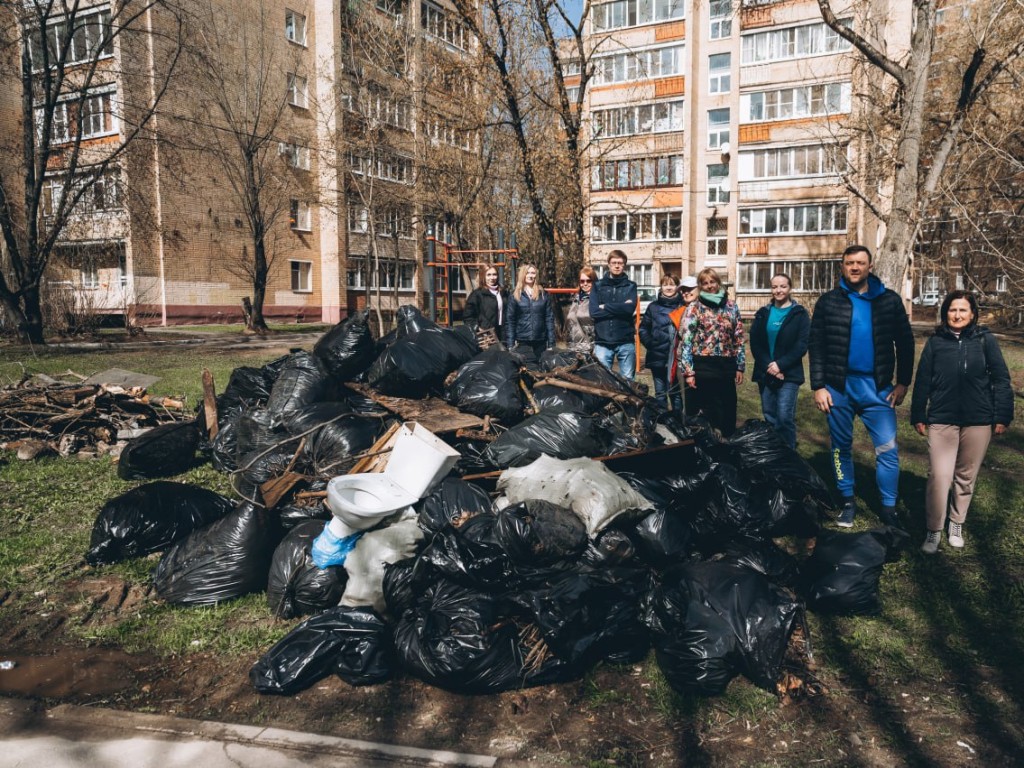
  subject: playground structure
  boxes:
[424,231,519,327]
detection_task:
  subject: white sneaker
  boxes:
[948,521,965,548]
[921,530,941,555]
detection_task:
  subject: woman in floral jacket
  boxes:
[677,267,745,436]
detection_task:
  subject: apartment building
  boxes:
[5,0,478,327]
[581,0,911,312]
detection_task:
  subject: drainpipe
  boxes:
[145,7,167,325]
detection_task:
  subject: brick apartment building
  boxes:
[5,0,479,326]
[577,0,912,314]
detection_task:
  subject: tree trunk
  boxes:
[10,288,46,344]
[249,235,270,334]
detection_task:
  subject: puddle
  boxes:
[0,649,137,697]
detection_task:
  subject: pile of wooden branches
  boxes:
[0,375,188,460]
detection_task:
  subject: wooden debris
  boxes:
[347,383,484,433]
[201,368,219,440]
[348,422,402,474]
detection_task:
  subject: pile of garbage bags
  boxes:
[85,306,910,700]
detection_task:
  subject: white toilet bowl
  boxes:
[325,422,460,537]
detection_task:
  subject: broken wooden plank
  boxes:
[348,422,402,475]
[347,383,484,434]
[201,368,219,440]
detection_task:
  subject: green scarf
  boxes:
[700,289,726,306]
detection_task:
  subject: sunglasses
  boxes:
[579,279,592,284]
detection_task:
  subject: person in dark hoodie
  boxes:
[463,266,508,343]
[809,244,915,529]
[590,249,639,380]
[640,273,685,410]
[749,272,810,449]
[677,267,745,436]
[911,290,1013,554]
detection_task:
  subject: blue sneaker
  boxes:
[837,500,856,528]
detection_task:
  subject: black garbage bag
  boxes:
[444,346,524,423]
[493,500,587,567]
[416,478,493,535]
[267,520,348,619]
[210,411,242,473]
[234,449,300,503]
[511,567,650,667]
[279,402,353,436]
[302,414,390,476]
[336,385,390,416]
[449,439,497,476]
[722,421,833,508]
[377,305,438,349]
[645,560,802,696]
[382,558,419,616]
[417,513,515,591]
[367,326,479,398]
[86,481,235,566]
[260,353,293,382]
[799,527,909,616]
[539,348,585,371]
[313,310,377,381]
[266,352,334,425]
[393,579,572,693]
[219,367,274,417]
[581,528,636,567]
[117,420,201,480]
[153,503,279,606]
[688,463,778,548]
[250,605,392,694]
[483,411,609,468]
[761,486,822,539]
[716,539,800,589]
[631,508,695,568]
[529,385,589,414]
[278,499,332,530]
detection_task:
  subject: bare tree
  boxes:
[180,0,311,333]
[0,0,183,343]
[817,0,1024,295]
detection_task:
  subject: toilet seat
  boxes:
[329,474,418,515]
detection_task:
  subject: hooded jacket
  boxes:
[809,274,914,392]
[639,290,684,370]
[910,324,1014,427]
[589,272,638,346]
[748,301,810,386]
[564,289,595,349]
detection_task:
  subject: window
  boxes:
[279,141,310,170]
[740,19,851,64]
[737,259,839,291]
[590,210,683,242]
[707,163,729,204]
[81,260,99,289]
[290,260,312,292]
[707,108,730,149]
[376,0,404,14]
[708,53,730,94]
[41,170,122,217]
[563,59,581,76]
[422,115,473,150]
[566,85,580,103]
[742,82,851,122]
[593,43,684,85]
[421,2,466,50]
[592,0,684,31]
[37,89,118,144]
[348,151,414,184]
[350,258,418,290]
[28,8,114,71]
[709,0,732,39]
[592,100,684,138]
[287,74,308,108]
[284,9,306,44]
[996,274,1008,293]
[739,202,847,235]
[348,203,369,233]
[290,199,312,231]
[739,143,845,180]
[591,154,683,191]
[707,218,728,258]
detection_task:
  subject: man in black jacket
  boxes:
[809,245,914,528]
[590,250,638,380]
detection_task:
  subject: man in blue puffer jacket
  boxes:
[809,244,915,529]
[590,249,639,380]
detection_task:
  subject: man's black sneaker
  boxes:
[879,505,900,528]
[837,500,856,528]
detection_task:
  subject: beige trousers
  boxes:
[925,424,993,531]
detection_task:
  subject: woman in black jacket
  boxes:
[639,273,684,410]
[506,264,555,365]
[911,290,1014,553]
[748,273,810,449]
[464,266,507,343]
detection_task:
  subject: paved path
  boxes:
[0,698,537,768]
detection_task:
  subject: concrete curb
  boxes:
[1,698,541,768]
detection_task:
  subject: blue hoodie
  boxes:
[842,273,886,376]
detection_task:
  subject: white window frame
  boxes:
[738,143,844,181]
[593,42,685,85]
[707,163,730,204]
[593,99,684,139]
[592,155,684,191]
[739,202,848,236]
[290,260,312,292]
[592,0,684,32]
[348,151,414,185]
[287,73,308,109]
[279,141,310,170]
[38,87,118,144]
[996,274,1008,293]
[290,199,312,231]
[707,108,730,149]
[709,53,731,94]
[590,209,683,243]
[741,82,851,123]
[737,259,840,292]
[707,218,728,258]
[28,7,114,71]
[284,9,306,45]
[421,1,466,51]
[709,0,732,39]
[741,19,852,65]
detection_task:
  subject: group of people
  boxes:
[464,245,1014,554]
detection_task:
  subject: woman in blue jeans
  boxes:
[748,273,810,449]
